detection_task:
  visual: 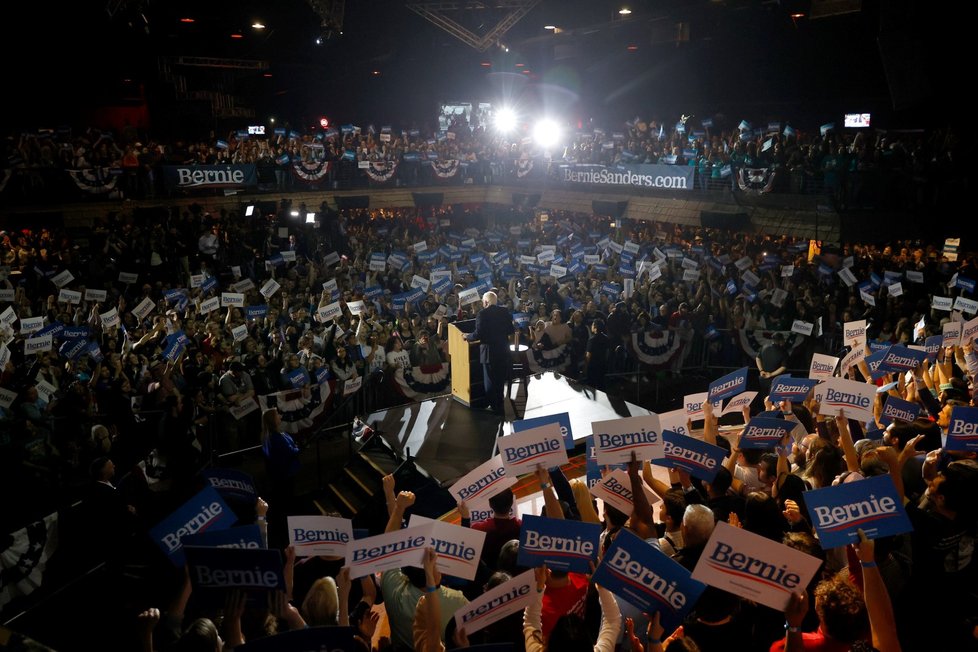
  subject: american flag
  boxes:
[1,512,58,610]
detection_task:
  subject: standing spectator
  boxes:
[260,408,301,532]
[669,301,695,373]
[197,224,220,265]
[584,319,611,390]
[459,488,522,570]
[219,361,256,451]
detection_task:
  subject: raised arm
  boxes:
[835,409,861,475]
[535,464,563,519]
[626,453,656,540]
[853,530,902,652]
[385,490,415,533]
[701,398,718,446]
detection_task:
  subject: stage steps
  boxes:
[308,431,459,535]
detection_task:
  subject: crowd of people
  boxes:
[0,178,975,650]
[2,113,963,209]
[1,199,974,497]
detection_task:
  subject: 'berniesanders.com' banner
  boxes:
[556,163,693,191]
[163,165,258,190]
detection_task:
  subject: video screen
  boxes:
[844,113,871,128]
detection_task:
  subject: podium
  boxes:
[448,320,486,408]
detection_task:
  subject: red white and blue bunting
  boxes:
[525,342,570,374]
[631,330,682,368]
[0,511,58,610]
[737,167,775,195]
[392,363,451,399]
[291,159,332,183]
[257,382,332,434]
[365,161,398,183]
[66,167,119,194]
[429,159,460,179]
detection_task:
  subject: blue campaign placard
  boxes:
[201,468,258,504]
[863,348,892,380]
[945,406,978,452]
[516,515,601,574]
[62,326,89,339]
[924,335,943,361]
[287,368,308,388]
[592,529,706,633]
[708,367,748,403]
[238,626,356,652]
[738,417,794,449]
[185,545,284,591]
[880,395,921,427]
[768,375,820,403]
[246,304,268,319]
[512,412,574,450]
[879,345,927,373]
[803,474,913,549]
[182,524,264,550]
[149,486,238,567]
[652,430,727,483]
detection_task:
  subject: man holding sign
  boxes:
[464,291,515,415]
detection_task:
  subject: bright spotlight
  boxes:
[306,213,316,223]
[533,119,561,149]
[245,205,255,217]
[494,108,518,134]
[290,210,300,217]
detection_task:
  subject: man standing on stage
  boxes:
[465,291,515,415]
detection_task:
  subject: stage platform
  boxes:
[366,372,650,488]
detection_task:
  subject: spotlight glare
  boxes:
[493,108,518,134]
[306,213,316,223]
[290,210,300,217]
[245,205,255,217]
[533,119,561,149]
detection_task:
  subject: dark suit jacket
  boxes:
[467,304,514,363]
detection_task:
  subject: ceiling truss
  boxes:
[405,0,541,51]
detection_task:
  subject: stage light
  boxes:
[493,108,518,134]
[306,213,316,223]
[252,22,266,30]
[619,7,632,15]
[290,210,300,217]
[533,119,562,149]
[245,205,255,217]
